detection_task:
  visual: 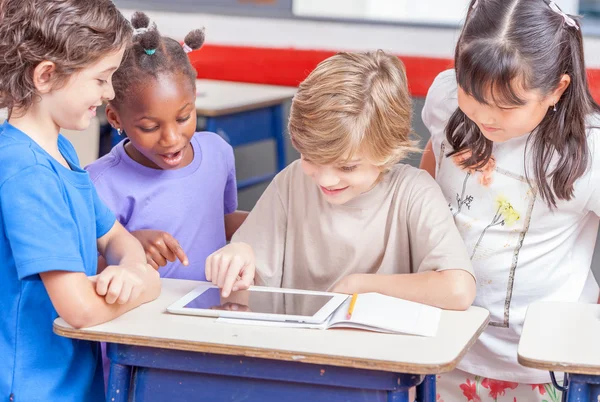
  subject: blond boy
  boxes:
[205,51,475,310]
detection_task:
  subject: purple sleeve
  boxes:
[85,160,131,227]
[224,144,238,214]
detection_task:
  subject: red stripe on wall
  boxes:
[588,69,600,103]
[189,44,600,101]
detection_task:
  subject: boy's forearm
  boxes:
[100,224,146,267]
[105,233,146,266]
[345,270,476,310]
[41,270,160,329]
[96,255,108,274]
[79,279,155,328]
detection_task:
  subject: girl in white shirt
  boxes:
[421,0,600,400]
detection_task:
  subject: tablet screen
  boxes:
[183,287,335,317]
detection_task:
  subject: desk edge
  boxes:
[53,311,490,375]
[442,311,490,373]
[518,354,600,376]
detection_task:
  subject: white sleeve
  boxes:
[421,69,460,173]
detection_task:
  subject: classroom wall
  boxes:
[117,7,600,67]
[117,6,600,103]
[293,0,579,24]
[292,0,474,25]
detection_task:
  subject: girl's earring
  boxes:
[553,103,557,112]
[111,125,122,136]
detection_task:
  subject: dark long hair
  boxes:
[447,0,600,208]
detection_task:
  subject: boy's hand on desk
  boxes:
[131,230,189,270]
[89,263,159,305]
[205,242,255,298]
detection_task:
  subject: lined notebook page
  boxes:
[327,293,441,337]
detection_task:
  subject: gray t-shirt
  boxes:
[233,160,473,293]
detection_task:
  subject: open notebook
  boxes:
[218,292,442,337]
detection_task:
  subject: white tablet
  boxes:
[167,282,348,324]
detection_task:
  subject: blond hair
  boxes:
[289,50,417,170]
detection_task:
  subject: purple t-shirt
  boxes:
[86,132,237,280]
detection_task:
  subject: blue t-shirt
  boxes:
[0,122,116,402]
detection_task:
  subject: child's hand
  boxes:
[90,263,158,305]
[331,274,362,295]
[131,230,189,270]
[205,242,255,297]
[211,302,251,312]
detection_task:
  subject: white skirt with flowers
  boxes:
[435,369,563,402]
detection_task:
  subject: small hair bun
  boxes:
[139,29,161,52]
[184,28,205,51]
[131,11,151,30]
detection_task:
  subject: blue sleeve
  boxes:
[223,143,238,214]
[60,135,115,237]
[0,166,85,280]
[92,183,116,239]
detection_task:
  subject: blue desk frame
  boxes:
[551,372,600,402]
[198,103,286,191]
[106,343,437,402]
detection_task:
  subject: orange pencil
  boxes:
[346,293,358,320]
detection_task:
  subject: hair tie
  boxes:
[134,27,149,36]
[144,48,156,55]
[182,43,193,54]
[548,1,579,30]
[472,0,478,9]
[133,21,157,37]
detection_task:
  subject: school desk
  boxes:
[54,279,489,402]
[518,301,600,402]
[195,79,297,190]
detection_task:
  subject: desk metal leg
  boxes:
[271,104,286,172]
[566,381,589,402]
[591,384,600,402]
[388,390,410,402]
[550,371,569,402]
[416,375,436,402]
[388,374,425,402]
[563,373,600,402]
[106,363,132,402]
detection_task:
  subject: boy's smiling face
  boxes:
[300,151,382,205]
[43,46,125,132]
